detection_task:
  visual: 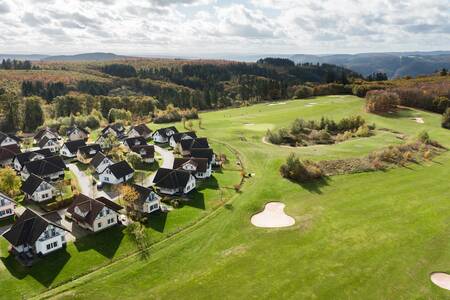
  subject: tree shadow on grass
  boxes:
[197,176,219,191]
[296,177,331,194]
[1,248,71,288]
[145,211,168,233]
[74,226,124,259]
[183,190,205,210]
[380,108,417,119]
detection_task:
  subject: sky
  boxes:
[0,0,449,56]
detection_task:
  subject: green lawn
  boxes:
[2,96,450,299]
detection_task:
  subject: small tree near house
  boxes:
[0,167,21,198]
[120,185,141,221]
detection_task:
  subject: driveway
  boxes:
[144,145,174,186]
[68,163,117,200]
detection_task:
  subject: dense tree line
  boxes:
[0,93,44,132]
[101,64,137,78]
[366,72,388,81]
[22,80,68,101]
[1,59,32,70]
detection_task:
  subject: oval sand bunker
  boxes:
[431,272,450,290]
[251,202,295,228]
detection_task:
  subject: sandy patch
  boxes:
[431,272,450,290]
[251,202,295,228]
[412,117,425,124]
[244,123,255,126]
[268,102,286,106]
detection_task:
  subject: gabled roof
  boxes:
[154,168,192,190]
[24,156,65,176]
[0,131,20,144]
[67,194,122,227]
[2,208,67,247]
[101,123,125,135]
[90,152,111,168]
[129,124,152,137]
[104,161,134,179]
[62,140,87,154]
[14,149,53,167]
[124,136,147,147]
[173,157,209,173]
[190,148,214,163]
[0,144,21,162]
[67,126,89,136]
[153,126,179,139]
[130,145,154,159]
[21,173,51,195]
[77,144,102,157]
[180,137,209,152]
[0,191,15,205]
[38,136,58,148]
[129,184,158,205]
[170,131,197,143]
[34,127,59,141]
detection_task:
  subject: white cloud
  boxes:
[0,0,448,55]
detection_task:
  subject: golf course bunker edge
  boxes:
[430,272,450,291]
[251,202,295,228]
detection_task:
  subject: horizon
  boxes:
[0,0,448,55]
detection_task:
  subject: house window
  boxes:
[53,242,58,247]
[46,244,52,250]
[98,223,102,228]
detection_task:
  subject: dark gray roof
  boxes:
[62,140,87,154]
[153,126,179,139]
[34,127,59,141]
[173,157,208,173]
[180,138,209,152]
[101,123,125,135]
[129,124,152,137]
[24,156,65,176]
[2,209,67,247]
[67,126,89,136]
[0,144,21,162]
[154,168,191,190]
[77,144,102,158]
[124,136,147,147]
[130,145,154,159]
[21,173,48,195]
[14,149,53,168]
[90,152,110,168]
[0,131,20,144]
[170,132,197,143]
[129,184,157,204]
[38,136,57,148]
[105,161,134,179]
[67,194,122,227]
[190,148,214,163]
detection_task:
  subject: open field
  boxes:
[1,95,449,299]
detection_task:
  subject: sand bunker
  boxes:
[268,102,286,106]
[412,117,425,124]
[431,272,450,290]
[251,202,295,228]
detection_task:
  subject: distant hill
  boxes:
[0,54,48,61]
[41,52,135,62]
[290,51,450,78]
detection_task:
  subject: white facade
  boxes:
[141,193,161,213]
[60,144,76,157]
[28,182,56,203]
[158,174,196,195]
[36,131,58,142]
[34,224,66,255]
[0,195,15,219]
[1,136,18,147]
[137,148,154,163]
[95,157,113,174]
[68,129,88,141]
[13,153,45,171]
[128,129,141,138]
[99,167,134,184]
[73,206,119,232]
[41,139,59,153]
[152,131,167,143]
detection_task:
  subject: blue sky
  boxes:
[0,0,448,56]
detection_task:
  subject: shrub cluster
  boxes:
[153,105,198,123]
[266,116,369,146]
[442,108,450,129]
[365,90,400,113]
[280,153,324,182]
[43,109,104,135]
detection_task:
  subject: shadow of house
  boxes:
[146,211,168,233]
[197,176,219,191]
[183,191,205,210]
[295,177,331,194]
[1,248,71,288]
[74,226,124,259]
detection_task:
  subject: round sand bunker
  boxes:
[431,272,450,290]
[251,202,295,228]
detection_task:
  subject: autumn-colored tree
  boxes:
[0,167,21,197]
[365,90,400,113]
[120,185,141,220]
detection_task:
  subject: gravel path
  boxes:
[145,145,175,186]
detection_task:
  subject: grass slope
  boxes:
[2,95,450,299]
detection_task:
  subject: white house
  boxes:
[2,209,68,258]
[130,145,155,163]
[21,156,66,181]
[127,124,152,139]
[101,123,125,139]
[0,192,16,219]
[90,152,113,174]
[172,157,212,179]
[130,184,161,214]
[152,126,178,144]
[0,145,21,167]
[66,194,123,232]
[179,137,209,156]
[67,126,89,141]
[169,131,197,148]
[190,148,217,167]
[60,140,86,158]
[123,136,147,149]
[153,168,196,195]
[13,149,52,172]
[38,136,60,153]
[0,132,19,147]
[77,144,102,163]
[21,174,57,203]
[34,127,59,143]
[99,161,134,184]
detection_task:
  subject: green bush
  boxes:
[442,108,450,129]
[280,153,324,182]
